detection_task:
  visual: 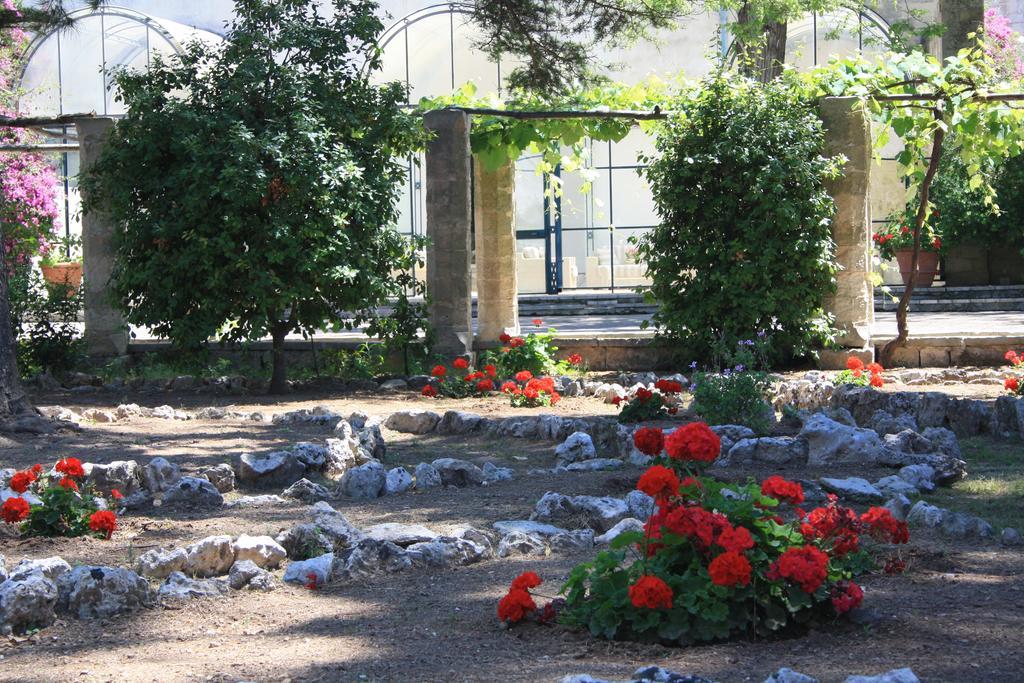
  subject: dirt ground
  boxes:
[0,384,1022,683]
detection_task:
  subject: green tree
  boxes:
[80,0,426,393]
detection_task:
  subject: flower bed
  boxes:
[2,458,119,539]
[498,423,910,643]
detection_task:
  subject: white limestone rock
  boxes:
[232,534,287,569]
[183,535,236,578]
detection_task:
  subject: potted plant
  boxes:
[873,210,943,287]
[39,235,82,293]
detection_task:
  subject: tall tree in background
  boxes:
[0,0,103,431]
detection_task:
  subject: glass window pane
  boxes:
[59,15,105,115]
[19,35,61,114]
[104,18,150,115]
[406,13,454,101]
[452,16,499,95]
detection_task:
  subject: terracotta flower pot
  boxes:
[40,262,83,293]
[894,249,939,288]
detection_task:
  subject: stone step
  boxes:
[874,297,1024,313]
[875,284,1024,301]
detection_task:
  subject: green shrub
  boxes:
[690,337,773,433]
[480,326,568,378]
[8,266,83,377]
[636,74,842,362]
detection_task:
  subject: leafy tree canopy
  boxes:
[80,0,426,392]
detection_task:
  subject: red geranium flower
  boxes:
[510,571,542,591]
[88,510,117,539]
[476,379,494,392]
[870,373,884,388]
[611,395,622,406]
[484,364,497,377]
[633,427,665,456]
[55,457,85,478]
[1006,377,1020,392]
[567,353,583,366]
[500,381,517,394]
[860,506,909,544]
[761,475,804,506]
[1006,349,1019,363]
[663,422,720,463]
[9,470,36,494]
[497,588,537,623]
[628,575,673,609]
[431,365,447,377]
[305,572,318,590]
[498,333,512,343]
[716,525,755,553]
[708,550,752,587]
[532,318,543,327]
[111,488,124,500]
[768,546,830,594]
[31,464,42,474]
[846,356,864,372]
[654,379,682,394]
[59,476,79,491]
[1,497,30,524]
[509,337,525,348]
[422,385,438,397]
[867,362,884,375]
[464,371,485,382]
[515,370,533,382]
[453,358,469,370]
[636,465,679,502]
[831,580,864,614]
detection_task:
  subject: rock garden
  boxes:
[1,353,1022,682]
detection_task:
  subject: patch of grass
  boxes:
[925,437,1024,531]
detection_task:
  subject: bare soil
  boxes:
[0,385,1021,683]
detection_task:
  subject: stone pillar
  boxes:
[474,159,519,341]
[940,0,984,59]
[820,97,873,348]
[75,117,128,357]
[424,110,473,357]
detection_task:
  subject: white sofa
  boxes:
[584,245,651,288]
[517,247,579,293]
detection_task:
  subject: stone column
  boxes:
[424,110,473,357]
[939,0,984,60]
[820,97,873,348]
[474,159,519,341]
[75,117,128,357]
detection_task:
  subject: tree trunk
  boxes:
[735,3,787,83]
[268,322,289,394]
[879,113,946,367]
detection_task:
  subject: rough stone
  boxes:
[897,464,936,492]
[564,458,624,472]
[340,461,386,499]
[235,450,307,488]
[136,547,187,580]
[626,490,655,521]
[633,667,713,683]
[158,572,229,600]
[1001,527,1022,546]
[842,668,920,683]
[940,511,993,539]
[555,432,597,464]
[482,462,514,483]
[9,557,70,583]
[414,462,442,489]
[722,437,808,466]
[907,501,945,528]
[364,523,438,547]
[549,529,596,551]
[762,669,819,683]
[384,410,440,434]
[531,492,630,532]
[331,539,412,583]
[311,503,366,550]
[324,430,360,479]
[232,535,287,569]
[276,524,333,560]
[0,571,58,634]
[183,535,236,578]
[431,458,485,487]
[56,566,150,619]
[497,531,548,557]
[224,494,286,508]
[405,536,491,567]
[200,463,236,493]
[710,425,757,455]
[874,475,920,498]
[384,467,414,495]
[819,477,884,503]
[493,520,569,537]
[920,427,962,460]
[868,410,919,436]
[283,553,335,586]
[228,560,274,591]
[141,457,181,493]
[161,477,224,508]
[436,410,486,435]
[595,518,645,545]
[282,478,332,503]
[884,494,913,522]
[84,460,142,496]
[379,378,408,391]
[801,413,887,465]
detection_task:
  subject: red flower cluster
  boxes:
[636,465,679,502]
[1006,377,1020,392]
[716,525,754,553]
[431,365,446,377]
[629,575,673,609]
[798,496,862,557]
[860,506,909,544]
[708,550,752,587]
[305,572,318,590]
[88,510,117,539]
[497,572,543,623]
[509,337,525,348]
[768,546,830,594]
[453,357,469,370]
[1005,350,1023,394]
[846,356,885,387]
[654,379,683,394]
[664,423,720,463]
[9,467,38,494]
[645,503,731,550]
[830,580,863,614]
[484,364,497,377]
[421,385,437,397]
[515,370,533,382]
[59,476,79,491]
[1,496,30,524]
[567,353,583,366]
[476,379,494,392]
[633,427,665,456]
[505,374,561,406]
[760,475,804,506]
[55,457,85,479]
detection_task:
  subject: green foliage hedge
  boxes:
[636,74,842,363]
